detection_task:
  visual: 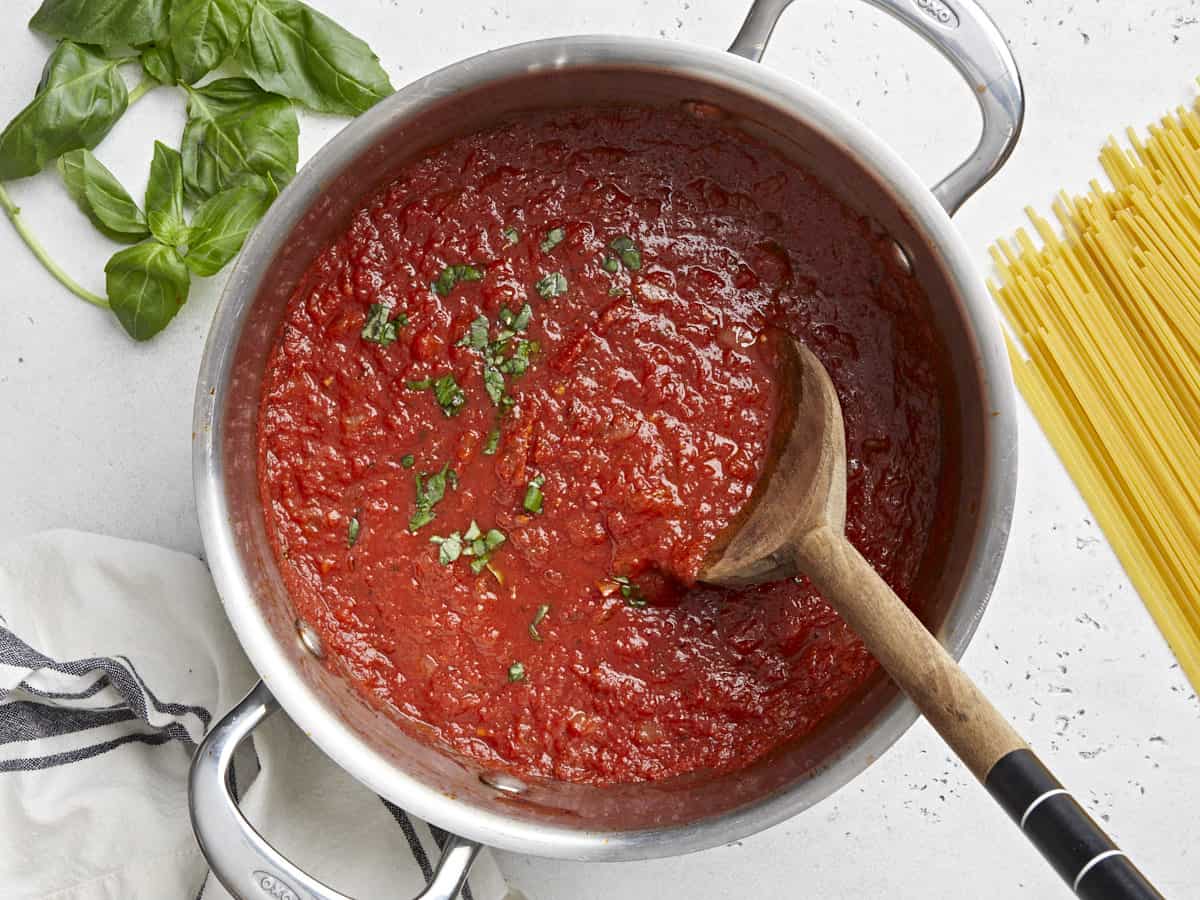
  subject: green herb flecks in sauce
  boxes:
[507,661,526,683]
[430,520,507,577]
[528,603,550,641]
[361,302,408,346]
[408,463,455,532]
[432,263,483,296]
[539,226,565,253]
[408,373,466,417]
[523,474,545,515]
[608,235,642,271]
[535,271,567,299]
[347,515,360,547]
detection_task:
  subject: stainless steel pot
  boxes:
[190,1,1024,897]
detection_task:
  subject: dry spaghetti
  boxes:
[989,88,1200,692]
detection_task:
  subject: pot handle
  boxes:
[189,681,482,900]
[729,0,1024,214]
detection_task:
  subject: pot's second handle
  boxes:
[730,0,1024,214]
[189,681,481,900]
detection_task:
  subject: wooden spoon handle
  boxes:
[796,526,1162,899]
[796,525,1024,777]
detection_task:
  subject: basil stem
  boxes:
[0,184,108,309]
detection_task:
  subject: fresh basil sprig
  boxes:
[181,78,299,201]
[105,241,191,339]
[57,150,149,244]
[30,0,169,47]
[170,0,253,85]
[145,141,188,246]
[237,0,394,115]
[0,42,129,182]
[1,0,395,341]
[185,179,272,275]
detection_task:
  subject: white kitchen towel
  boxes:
[0,530,513,900]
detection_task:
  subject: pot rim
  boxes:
[193,33,1018,861]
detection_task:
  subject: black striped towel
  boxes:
[0,530,511,900]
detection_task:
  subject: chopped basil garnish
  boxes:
[430,520,506,576]
[433,374,466,416]
[529,603,551,641]
[361,302,407,346]
[535,272,567,298]
[431,530,463,564]
[614,575,647,608]
[539,226,565,253]
[483,426,501,456]
[609,235,642,271]
[458,305,538,414]
[601,255,620,274]
[502,226,519,245]
[401,454,415,468]
[408,463,454,532]
[432,263,483,296]
[507,661,526,683]
[408,373,466,416]
[480,361,504,405]
[511,303,533,332]
[347,516,360,547]
[523,473,545,515]
[457,314,489,351]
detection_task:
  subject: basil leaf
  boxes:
[432,531,463,565]
[432,373,466,417]
[184,181,271,276]
[362,303,407,346]
[507,662,525,683]
[609,235,642,271]
[57,150,148,243]
[482,426,500,456]
[181,77,299,202]
[140,45,179,86]
[146,141,188,246]
[170,0,253,85]
[535,272,567,298]
[400,453,415,468]
[482,362,505,406]
[347,516,360,547]
[409,463,453,532]
[511,303,532,332]
[523,474,545,515]
[502,226,519,245]
[105,242,191,341]
[237,0,393,116]
[539,226,565,253]
[528,603,550,641]
[30,0,169,47]
[432,264,482,297]
[0,42,129,182]
[456,314,489,350]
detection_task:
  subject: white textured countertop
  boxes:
[1,1,1197,897]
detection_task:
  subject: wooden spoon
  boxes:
[699,333,1160,900]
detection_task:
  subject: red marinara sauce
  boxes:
[258,106,944,784]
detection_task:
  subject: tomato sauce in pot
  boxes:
[257,106,944,784]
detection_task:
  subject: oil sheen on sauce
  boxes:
[257,106,944,785]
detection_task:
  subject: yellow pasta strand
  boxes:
[991,92,1200,692]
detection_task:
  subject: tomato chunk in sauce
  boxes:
[257,106,944,784]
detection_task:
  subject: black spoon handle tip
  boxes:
[985,749,1163,899]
